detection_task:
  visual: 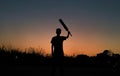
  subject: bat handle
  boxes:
[70,32,72,37]
[68,31,72,37]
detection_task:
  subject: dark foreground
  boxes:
[0,65,119,76]
[0,48,120,76]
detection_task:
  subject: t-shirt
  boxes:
[51,36,67,57]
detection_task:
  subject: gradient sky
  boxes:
[0,0,120,56]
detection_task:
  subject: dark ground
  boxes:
[0,65,119,76]
[0,49,120,76]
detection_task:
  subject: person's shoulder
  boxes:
[51,36,56,43]
[52,36,57,39]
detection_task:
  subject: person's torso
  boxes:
[51,36,66,56]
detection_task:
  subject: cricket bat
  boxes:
[59,19,72,36]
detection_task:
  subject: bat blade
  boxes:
[59,19,72,36]
[59,19,69,31]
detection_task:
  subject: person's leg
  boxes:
[51,58,57,76]
[51,65,56,76]
[59,64,64,76]
[59,57,64,76]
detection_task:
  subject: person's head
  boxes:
[56,28,61,36]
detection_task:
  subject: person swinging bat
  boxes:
[51,19,71,76]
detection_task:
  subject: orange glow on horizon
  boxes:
[0,30,120,57]
[0,22,120,56]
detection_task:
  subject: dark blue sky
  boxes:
[0,0,120,56]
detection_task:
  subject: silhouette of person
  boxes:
[51,28,70,76]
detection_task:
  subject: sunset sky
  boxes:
[0,0,120,56]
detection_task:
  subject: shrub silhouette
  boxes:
[0,45,120,69]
